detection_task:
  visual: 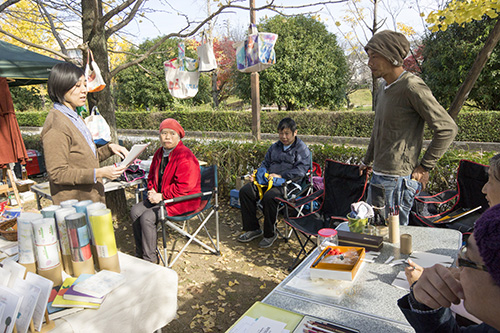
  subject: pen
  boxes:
[312,249,329,268]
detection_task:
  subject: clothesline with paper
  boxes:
[118,143,150,167]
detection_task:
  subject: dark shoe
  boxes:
[238,229,263,243]
[259,233,278,248]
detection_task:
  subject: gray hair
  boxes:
[490,153,500,181]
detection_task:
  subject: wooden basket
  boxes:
[0,218,17,241]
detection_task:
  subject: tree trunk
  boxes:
[448,18,500,119]
[81,0,118,147]
[82,0,124,215]
[212,71,219,107]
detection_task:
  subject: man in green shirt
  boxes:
[360,30,458,225]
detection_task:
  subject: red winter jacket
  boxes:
[148,141,201,216]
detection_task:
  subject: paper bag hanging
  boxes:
[197,32,218,72]
[84,106,111,145]
[85,49,106,93]
[236,26,278,73]
[164,56,200,99]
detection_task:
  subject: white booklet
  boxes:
[73,270,126,298]
[118,143,150,167]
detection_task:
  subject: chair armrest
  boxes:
[414,189,457,204]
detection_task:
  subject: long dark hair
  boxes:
[47,62,84,104]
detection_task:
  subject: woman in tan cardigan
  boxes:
[41,62,128,204]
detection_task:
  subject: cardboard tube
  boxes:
[97,253,120,273]
[20,262,36,275]
[388,214,400,244]
[400,233,412,255]
[38,264,63,286]
[61,254,73,276]
[72,258,95,277]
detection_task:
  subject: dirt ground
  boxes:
[26,182,306,332]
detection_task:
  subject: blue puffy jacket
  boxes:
[260,137,311,181]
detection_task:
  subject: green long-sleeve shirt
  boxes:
[364,72,458,176]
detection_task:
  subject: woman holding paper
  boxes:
[42,62,129,204]
[130,118,201,263]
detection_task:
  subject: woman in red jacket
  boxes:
[130,118,201,263]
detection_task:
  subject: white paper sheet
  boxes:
[118,143,150,167]
[25,272,53,331]
[13,278,41,333]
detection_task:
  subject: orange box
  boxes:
[310,246,365,281]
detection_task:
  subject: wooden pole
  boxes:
[250,0,261,141]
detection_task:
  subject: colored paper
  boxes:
[17,212,42,264]
[89,209,118,258]
[54,207,77,256]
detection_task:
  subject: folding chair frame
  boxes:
[137,165,220,267]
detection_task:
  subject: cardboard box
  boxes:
[310,246,365,281]
[15,179,35,193]
[337,230,384,252]
[230,189,241,208]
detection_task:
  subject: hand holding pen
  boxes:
[404,258,424,285]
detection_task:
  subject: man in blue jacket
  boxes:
[238,117,311,248]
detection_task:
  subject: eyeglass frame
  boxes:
[457,245,489,272]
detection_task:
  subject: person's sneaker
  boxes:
[259,233,278,248]
[238,229,263,243]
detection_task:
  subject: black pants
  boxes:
[130,200,160,263]
[239,183,284,238]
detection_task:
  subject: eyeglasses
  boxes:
[457,245,489,272]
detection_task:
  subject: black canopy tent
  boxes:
[0,40,63,87]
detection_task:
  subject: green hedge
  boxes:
[23,134,495,198]
[17,110,500,142]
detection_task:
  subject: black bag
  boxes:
[119,164,145,182]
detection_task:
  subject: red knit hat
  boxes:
[159,118,185,138]
[474,203,500,286]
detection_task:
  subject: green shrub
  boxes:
[17,109,500,143]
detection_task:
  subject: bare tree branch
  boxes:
[36,0,68,55]
[0,27,72,61]
[0,0,20,13]
[105,0,146,38]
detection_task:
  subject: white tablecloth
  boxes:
[52,252,178,333]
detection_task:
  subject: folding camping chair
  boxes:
[138,165,220,267]
[278,159,369,270]
[243,155,320,242]
[410,159,489,235]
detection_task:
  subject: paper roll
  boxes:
[388,214,400,244]
[31,218,58,245]
[41,205,61,219]
[55,207,77,275]
[17,212,43,264]
[72,258,95,276]
[400,234,412,255]
[54,207,77,256]
[89,209,118,258]
[60,199,78,208]
[74,200,94,214]
[34,242,60,269]
[65,213,93,262]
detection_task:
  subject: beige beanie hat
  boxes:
[365,30,410,67]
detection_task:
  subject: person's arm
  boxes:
[409,81,458,173]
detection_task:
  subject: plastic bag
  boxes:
[197,33,217,72]
[164,57,200,99]
[252,167,286,199]
[85,49,106,93]
[236,25,278,73]
[84,106,111,145]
